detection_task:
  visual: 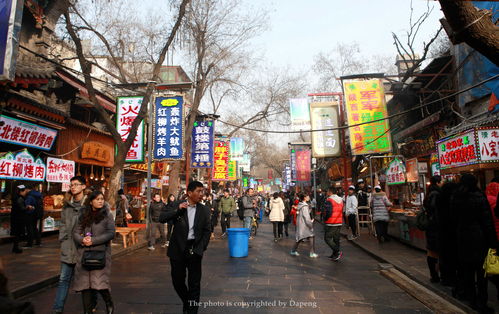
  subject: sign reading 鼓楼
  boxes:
[46,158,75,183]
[343,79,392,155]
[0,115,57,150]
[386,158,406,185]
[153,96,184,161]
[477,127,499,163]
[437,129,478,170]
[310,102,341,157]
[212,140,229,181]
[0,150,45,181]
[117,97,144,162]
[191,121,214,168]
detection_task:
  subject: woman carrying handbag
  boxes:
[73,190,116,314]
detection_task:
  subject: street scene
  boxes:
[0,0,498,313]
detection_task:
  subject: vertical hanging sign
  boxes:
[212,140,229,181]
[309,102,341,157]
[295,150,311,182]
[117,96,145,162]
[229,137,244,161]
[290,149,297,181]
[343,79,392,155]
[153,96,184,160]
[289,98,311,130]
[228,160,237,180]
[191,120,214,168]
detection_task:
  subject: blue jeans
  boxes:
[53,262,75,311]
[243,216,252,230]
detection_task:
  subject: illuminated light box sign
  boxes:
[0,150,46,181]
[476,127,499,163]
[437,130,478,170]
[0,115,57,150]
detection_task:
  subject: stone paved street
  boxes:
[21,218,431,313]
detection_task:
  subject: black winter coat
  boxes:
[424,185,441,252]
[149,200,166,222]
[452,190,497,264]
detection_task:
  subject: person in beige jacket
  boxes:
[269,192,285,242]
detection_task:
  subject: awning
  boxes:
[56,70,116,113]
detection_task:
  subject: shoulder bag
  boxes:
[81,225,106,270]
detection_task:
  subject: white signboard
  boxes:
[477,128,499,163]
[0,115,58,150]
[117,97,144,162]
[46,157,75,183]
[0,150,46,181]
[386,158,406,185]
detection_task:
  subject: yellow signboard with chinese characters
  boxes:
[343,79,392,155]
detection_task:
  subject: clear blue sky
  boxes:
[246,0,444,68]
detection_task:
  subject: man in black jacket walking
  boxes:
[159,181,211,314]
[147,193,167,250]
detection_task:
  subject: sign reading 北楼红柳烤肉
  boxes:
[153,96,184,161]
[0,115,58,150]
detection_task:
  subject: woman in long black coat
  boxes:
[452,174,497,312]
[424,176,443,283]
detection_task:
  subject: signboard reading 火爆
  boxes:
[116,97,144,162]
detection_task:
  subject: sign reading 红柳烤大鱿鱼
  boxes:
[310,102,341,158]
[191,121,214,168]
[46,158,75,183]
[386,158,406,185]
[212,140,229,181]
[0,150,45,181]
[437,129,478,169]
[153,96,184,161]
[117,97,144,162]
[0,115,57,151]
[343,79,392,155]
[477,127,499,163]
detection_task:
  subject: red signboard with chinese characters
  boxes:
[212,140,229,181]
[477,127,499,163]
[0,150,46,181]
[46,157,75,183]
[437,130,478,169]
[386,158,406,185]
[0,115,57,151]
[116,97,144,162]
[295,150,311,182]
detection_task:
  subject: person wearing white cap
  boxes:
[370,185,392,243]
[345,186,358,240]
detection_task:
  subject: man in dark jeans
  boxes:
[147,193,167,250]
[25,185,43,246]
[159,181,211,314]
[218,189,236,237]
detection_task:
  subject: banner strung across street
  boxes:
[0,150,46,181]
[0,115,57,151]
[228,160,237,180]
[212,140,229,181]
[343,79,392,155]
[46,157,75,183]
[289,98,311,130]
[191,121,214,168]
[229,137,244,161]
[153,96,184,161]
[117,96,144,162]
[295,150,311,182]
[309,102,341,157]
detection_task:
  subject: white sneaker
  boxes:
[161,243,168,248]
[147,246,155,251]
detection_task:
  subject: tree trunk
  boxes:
[107,150,126,210]
[167,161,181,198]
[439,0,499,66]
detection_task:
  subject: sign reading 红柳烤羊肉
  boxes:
[0,0,23,81]
[0,115,57,151]
[296,150,311,183]
[46,157,75,183]
[289,98,311,130]
[343,79,392,155]
[229,137,244,161]
[386,158,406,185]
[212,140,229,181]
[191,121,214,168]
[228,160,237,180]
[437,129,478,170]
[310,102,341,158]
[477,127,499,163]
[117,97,145,163]
[153,96,184,161]
[0,150,45,181]
[406,158,418,183]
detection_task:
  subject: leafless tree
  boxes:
[60,0,190,208]
[392,0,443,82]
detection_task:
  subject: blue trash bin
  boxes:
[227,228,250,257]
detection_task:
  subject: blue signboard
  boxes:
[153,96,184,160]
[191,120,214,168]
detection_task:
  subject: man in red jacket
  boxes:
[324,187,344,261]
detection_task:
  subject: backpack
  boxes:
[237,197,245,220]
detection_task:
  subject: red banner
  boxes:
[212,140,229,181]
[296,150,311,182]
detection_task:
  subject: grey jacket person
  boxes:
[242,195,257,217]
[72,206,115,291]
[59,196,86,264]
[371,192,392,222]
